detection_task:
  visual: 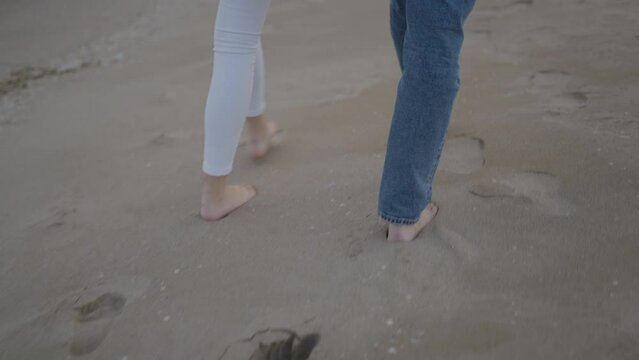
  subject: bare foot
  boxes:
[387,203,439,242]
[246,115,277,159]
[200,184,256,221]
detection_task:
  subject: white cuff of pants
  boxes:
[202,162,233,176]
[247,103,266,118]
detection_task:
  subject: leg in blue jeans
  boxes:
[379,0,475,226]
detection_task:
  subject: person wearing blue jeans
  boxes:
[379,0,476,241]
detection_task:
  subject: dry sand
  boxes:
[1,0,639,359]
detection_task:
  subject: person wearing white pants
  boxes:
[200,0,276,221]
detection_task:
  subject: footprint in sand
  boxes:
[68,275,151,355]
[469,170,576,216]
[128,131,183,153]
[339,225,368,260]
[70,293,127,356]
[148,132,177,147]
[474,0,533,18]
[527,70,588,113]
[606,332,639,360]
[345,237,364,259]
[25,206,76,230]
[550,91,588,111]
[247,332,320,360]
[0,276,150,358]
[0,293,126,359]
[528,69,574,94]
[69,275,149,356]
[439,136,486,175]
[434,225,481,263]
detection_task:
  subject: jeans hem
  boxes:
[378,211,419,225]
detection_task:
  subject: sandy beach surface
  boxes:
[1,0,638,359]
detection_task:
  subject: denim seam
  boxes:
[379,211,420,225]
[425,84,460,186]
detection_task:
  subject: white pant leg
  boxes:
[203,0,271,176]
[247,41,266,117]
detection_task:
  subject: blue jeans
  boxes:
[378,0,475,224]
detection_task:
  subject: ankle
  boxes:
[202,174,227,201]
[247,116,269,134]
[387,225,413,242]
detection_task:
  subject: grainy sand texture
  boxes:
[1,0,638,359]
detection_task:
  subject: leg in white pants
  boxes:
[203,0,271,176]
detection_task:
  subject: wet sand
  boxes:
[1,0,639,359]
